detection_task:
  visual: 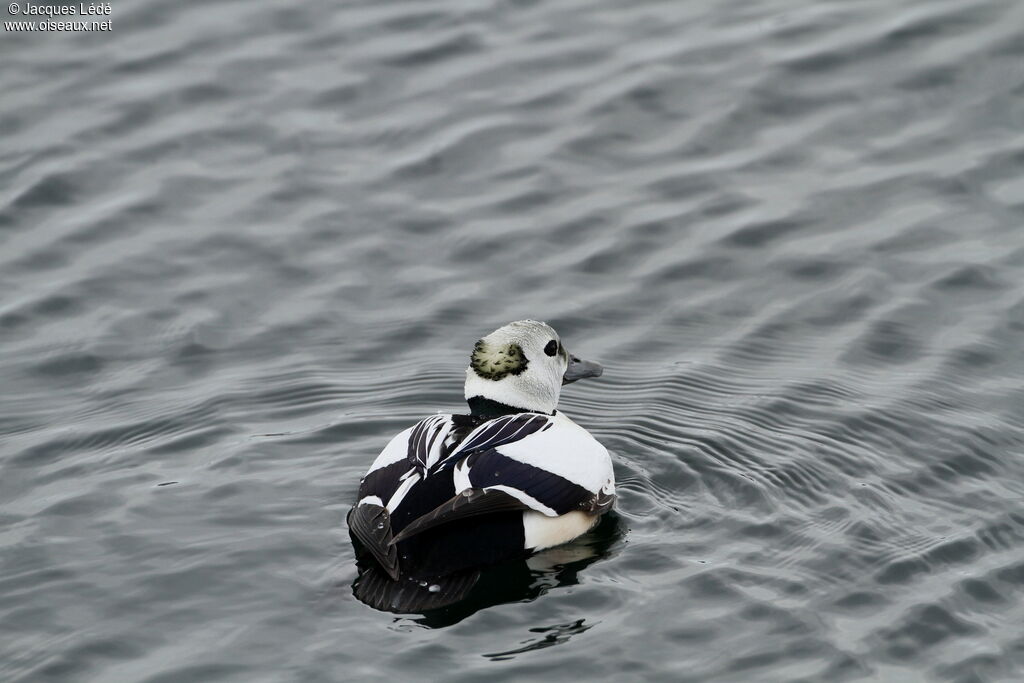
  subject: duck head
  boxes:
[464,320,603,416]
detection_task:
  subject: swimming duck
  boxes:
[348,320,615,606]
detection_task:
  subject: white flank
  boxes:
[522,510,596,550]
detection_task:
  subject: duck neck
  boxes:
[467,395,551,419]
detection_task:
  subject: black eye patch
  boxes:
[544,340,558,357]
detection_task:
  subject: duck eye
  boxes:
[544,340,558,357]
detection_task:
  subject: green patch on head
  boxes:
[470,339,528,380]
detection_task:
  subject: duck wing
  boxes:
[390,486,531,544]
[385,413,570,544]
[391,442,615,544]
[347,503,400,580]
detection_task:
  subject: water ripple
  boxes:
[3,0,1024,679]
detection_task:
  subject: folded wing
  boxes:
[392,440,615,544]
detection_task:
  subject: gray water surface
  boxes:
[3,0,1024,681]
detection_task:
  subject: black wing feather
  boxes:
[390,487,530,544]
[347,503,400,580]
[465,449,595,515]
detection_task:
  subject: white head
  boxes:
[464,320,603,415]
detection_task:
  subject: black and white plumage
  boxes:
[348,320,614,610]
